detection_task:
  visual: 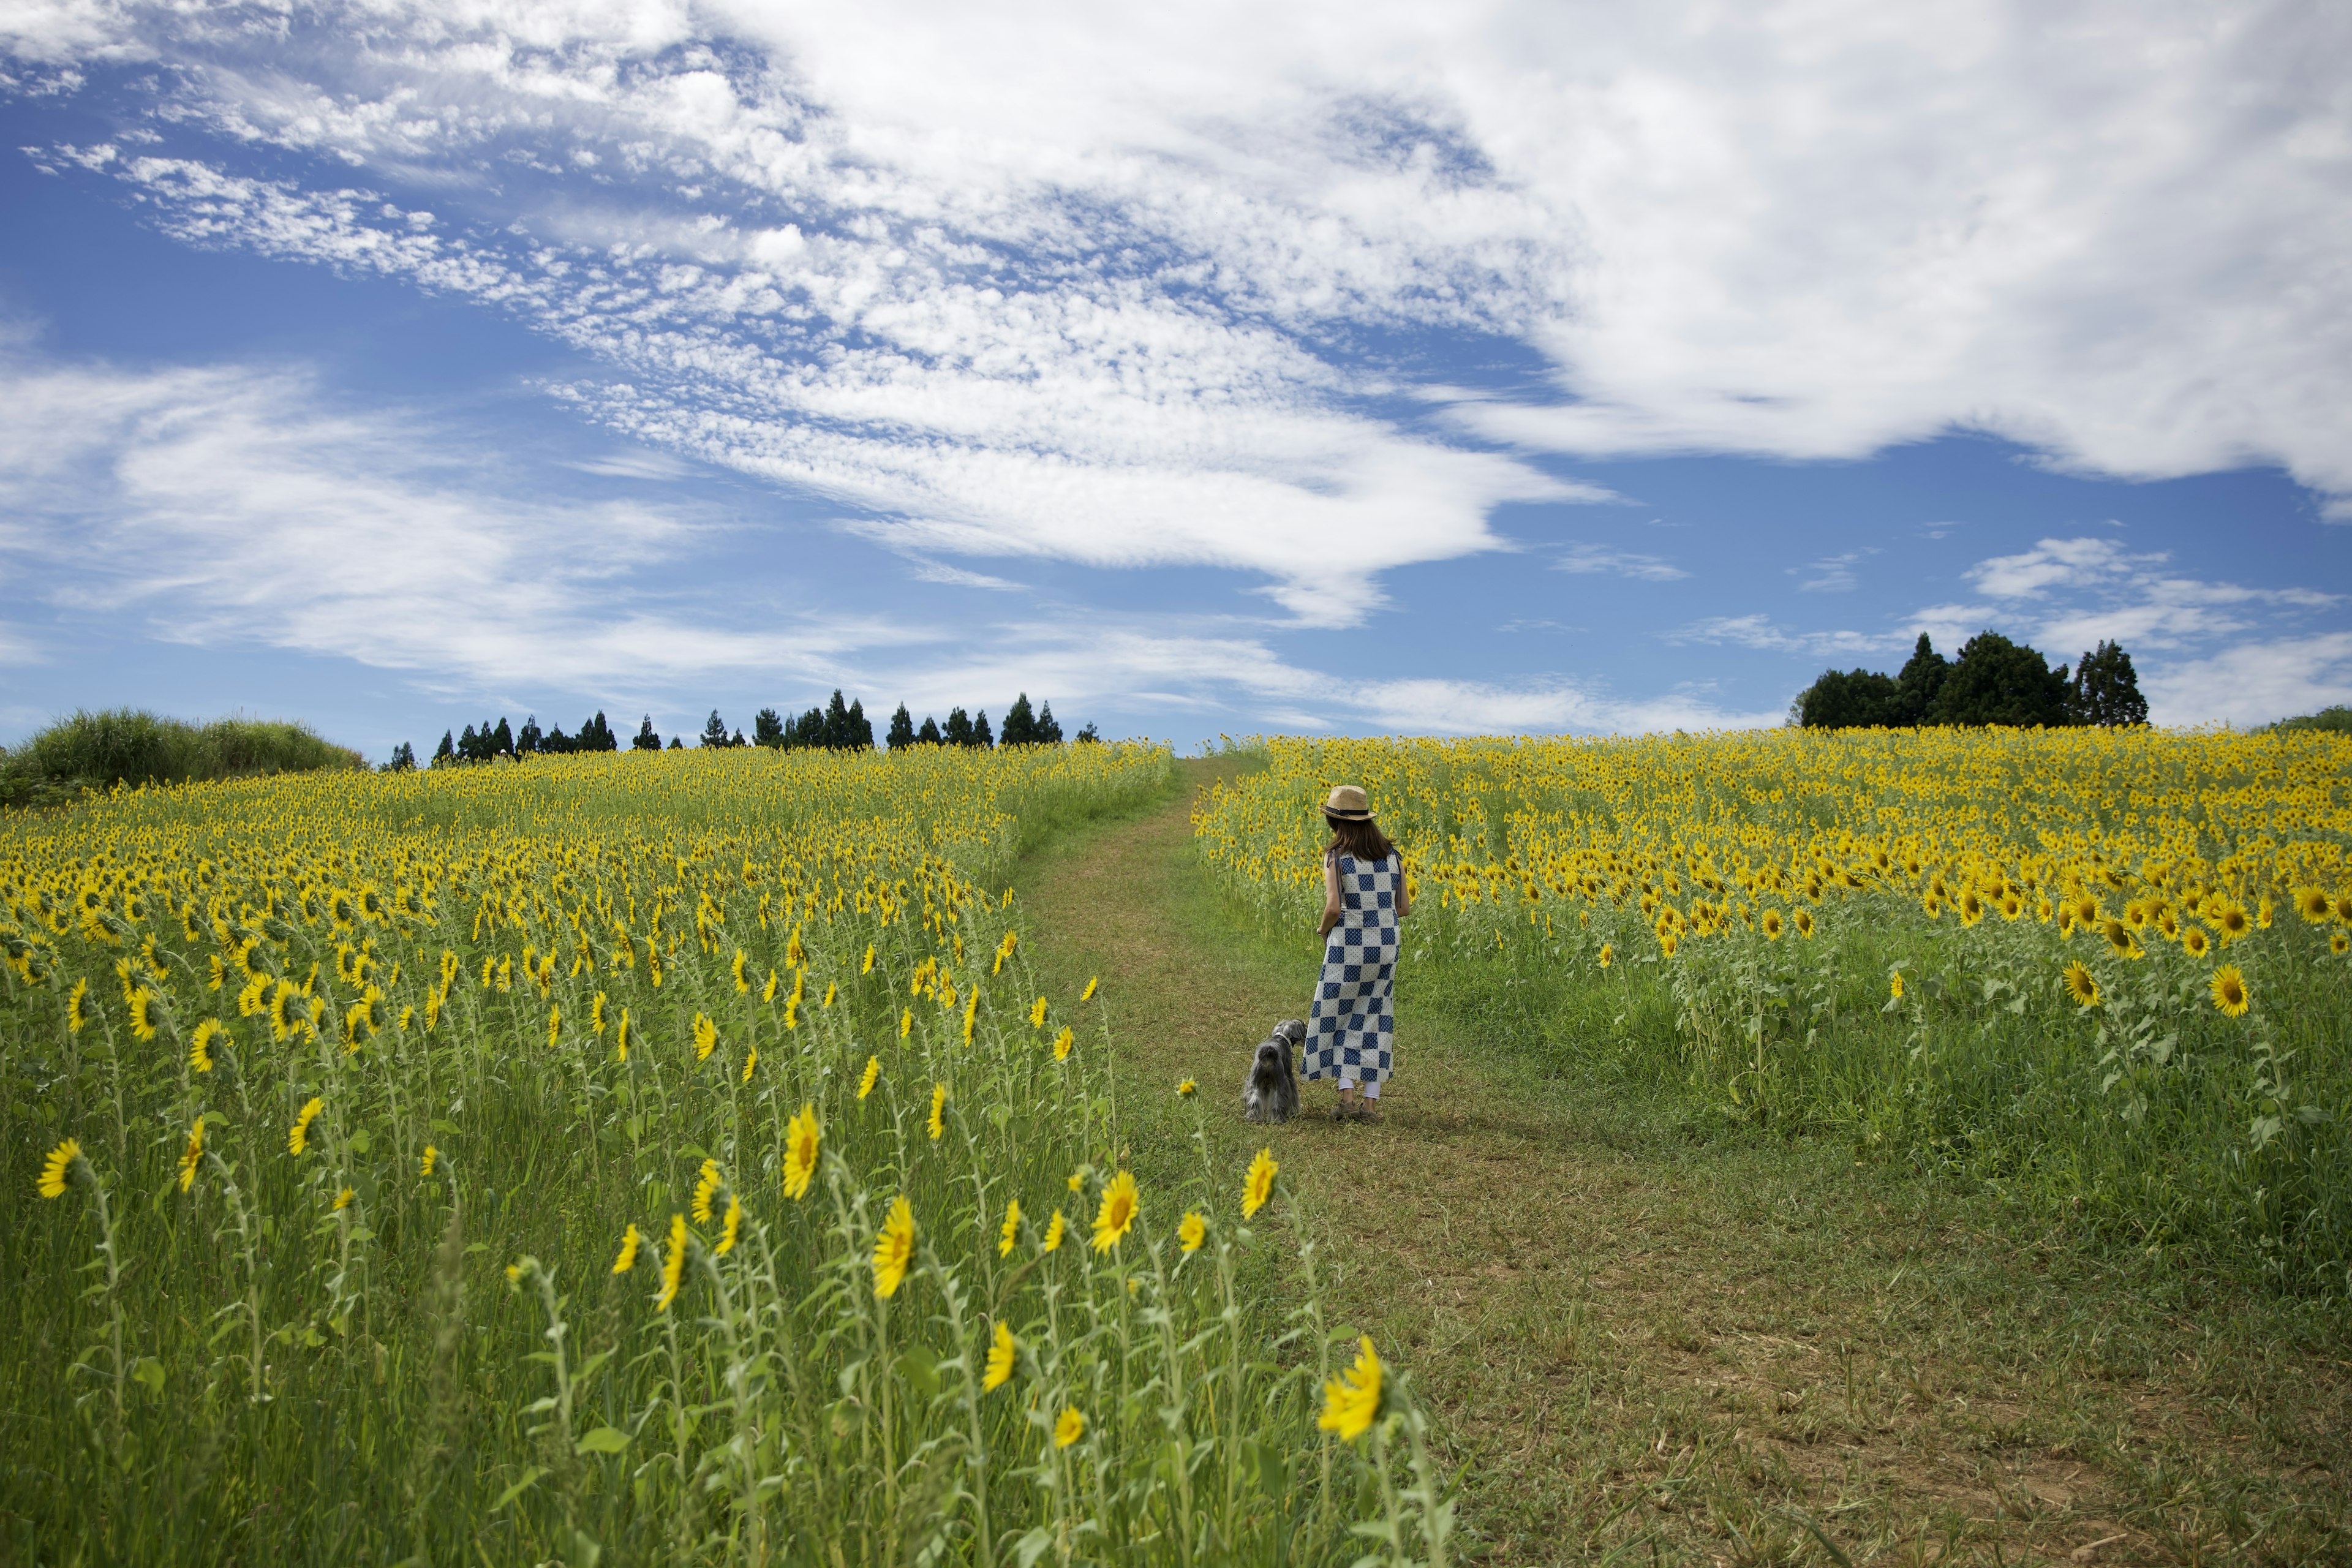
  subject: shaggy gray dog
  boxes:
[1242,1018,1305,1124]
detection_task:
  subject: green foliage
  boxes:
[1796,631,2128,730]
[0,746,1449,1565]
[2275,706,2352,734]
[1194,731,2352,1297]
[2069,638,2148,726]
[886,703,916,750]
[0,709,359,810]
[1793,668,1905,729]
[1928,630,2072,726]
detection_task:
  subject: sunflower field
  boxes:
[1195,728,2352,1295]
[1,744,1450,1566]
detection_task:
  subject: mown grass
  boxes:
[1,708,361,811]
[1014,760,2350,1566]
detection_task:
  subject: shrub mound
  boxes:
[0,709,360,809]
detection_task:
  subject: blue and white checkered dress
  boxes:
[1305,850,1400,1085]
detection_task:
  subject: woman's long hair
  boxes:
[1324,813,1396,865]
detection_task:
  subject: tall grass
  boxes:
[1193,729,2352,1298]
[1,707,361,810]
[0,745,1450,1566]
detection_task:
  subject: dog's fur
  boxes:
[1242,1019,1306,1123]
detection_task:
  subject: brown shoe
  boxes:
[1355,1103,1383,1124]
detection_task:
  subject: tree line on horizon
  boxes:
[1792,631,2148,730]
[411,692,1095,768]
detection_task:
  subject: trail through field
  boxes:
[1012,760,2349,1567]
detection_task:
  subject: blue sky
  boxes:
[3,1,2348,760]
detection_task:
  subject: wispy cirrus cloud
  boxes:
[1555,542,1686,582]
[12,0,2349,624]
[1664,614,1896,660]
[0,352,908,695]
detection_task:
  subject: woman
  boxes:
[1305,784,1411,1122]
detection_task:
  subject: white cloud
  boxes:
[0,352,919,692]
[1962,535,2337,652]
[1344,677,1784,736]
[10,0,2343,627]
[2140,633,2352,727]
[0,348,1759,737]
[1555,543,1686,581]
[1664,614,1897,660]
[1792,551,1866,593]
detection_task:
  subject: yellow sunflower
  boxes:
[2062,962,2100,1009]
[872,1197,916,1299]
[1091,1170,1139,1253]
[2209,965,2249,1019]
[1242,1147,1278,1219]
[984,1321,1016,1392]
[1316,1336,1385,1442]
[783,1103,821,1200]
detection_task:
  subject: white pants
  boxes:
[1338,1079,1381,1099]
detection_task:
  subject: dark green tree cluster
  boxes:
[881,693,1066,750]
[748,691,876,751]
[1794,633,2147,730]
[434,711,619,764]
[420,691,1087,764]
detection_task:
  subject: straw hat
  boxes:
[1321,784,1373,821]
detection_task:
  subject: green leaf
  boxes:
[575,1427,631,1456]
[132,1357,165,1397]
[345,1129,371,1154]
[896,1347,940,1401]
[431,1118,461,1136]
[492,1466,547,1512]
[1012,1528,1055,1568]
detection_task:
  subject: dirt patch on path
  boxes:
[1012,761,2350,1566]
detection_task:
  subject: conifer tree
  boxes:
[1896,634,1950,725]
[543,722,572,755]
[1074,722,1099,744]
[2068,640,2147,726]
[700,709,731,748]
[434,730,455,764]
[1000,693,1036,746]
[886,703,916,750]
[943,707,974,747]
[458,723,480,762]
[1036,700,1063,743]
[973,709,994,747]
[821,690,853,750]
[917,715,942,745]
[492,717,515,758]
[387,741,417,771]
[846,698,873,750]
[633,715,662,751]
[667,736,684,750]
[516,715,542,755]
[754,707,785,748]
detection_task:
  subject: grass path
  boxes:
[1012,761,2348,1566]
